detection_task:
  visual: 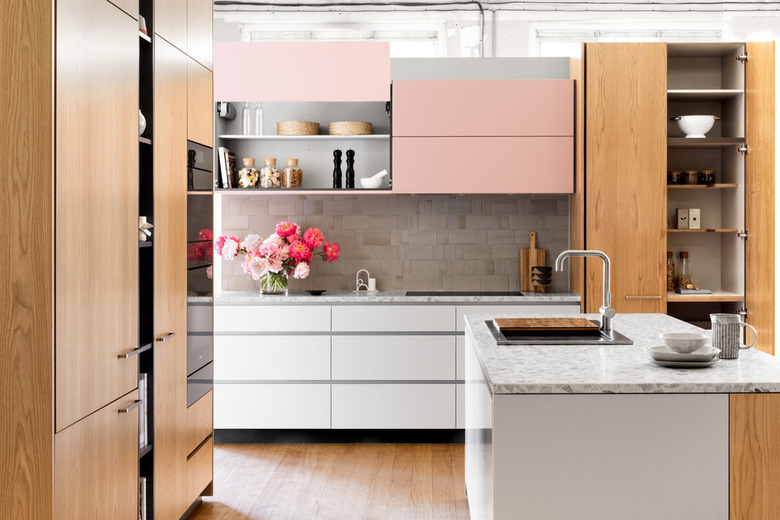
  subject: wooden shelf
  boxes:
[667,183,738,189]
[667,229,739,233]
[139,241,153,247]
[139,444,152,459]
[139,136,152,145]
[667,137,745,148]
[667,89,743,101]
[667,291,744,303]
[187,190,213,195]
[215,188,392,195]
[218,134,390,141]
[139,31,151,43]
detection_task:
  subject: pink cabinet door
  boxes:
[392,137,573,194]
[393,80,573,137]
[215,42,390,101]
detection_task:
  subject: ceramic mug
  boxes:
[710,313,757,359]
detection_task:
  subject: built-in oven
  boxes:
[187,140,213,407]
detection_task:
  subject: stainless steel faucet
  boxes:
[555,250,616,338]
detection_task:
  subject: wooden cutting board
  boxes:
[520,231,545,292]
[494,317,599,332]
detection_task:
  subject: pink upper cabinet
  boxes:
[215,42,391,102]
[392,80,573,137]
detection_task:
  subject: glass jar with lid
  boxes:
[260,158,281,188]
[238,158,259,188]
[282,158,303,189]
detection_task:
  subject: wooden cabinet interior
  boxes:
[55,0,139,433]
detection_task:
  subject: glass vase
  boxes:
[260,272,288,295]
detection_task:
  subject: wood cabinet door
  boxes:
[744,41,775,355]
[53,390,139,520]
[187,58,213,147]
[155,0,187,51]
[55,0,138,432]
[584,43,667,313]
[187,0,213,70]
[154,37,189,520]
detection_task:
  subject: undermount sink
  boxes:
[486,320,633,346]
[405,290,524,296]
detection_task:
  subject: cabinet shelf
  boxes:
[667,229,738,233]
[666,291,743,303]
[667,183,738,190]
[139,444,152,459]
[667,89,743,101]
[215,188,392,195]
[218,134,390,142]
[139,31,151,43]
[139,136,152,145]
[139,241,153,248]
[667,137,745,148]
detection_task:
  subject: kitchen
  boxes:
[3,0,780,519]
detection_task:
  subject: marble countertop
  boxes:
[465,312,780,395]
[212,290,581,304]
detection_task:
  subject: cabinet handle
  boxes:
[625,295,662,299]
[117,344,152,359]
[118,400,142,414]
[155,332,176,342]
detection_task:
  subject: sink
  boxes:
[406,290,524,296]
[486,320,633,346]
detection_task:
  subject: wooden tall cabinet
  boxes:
[577,41,774,353]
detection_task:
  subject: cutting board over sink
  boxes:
[494,317,599,332]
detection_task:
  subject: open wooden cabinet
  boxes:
[572,41,775,354]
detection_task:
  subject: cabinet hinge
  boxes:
[737,230,749,240]
[737,52,749,63]
[737,307,749,319]
[737,144,749,155]
[385,101,391,117]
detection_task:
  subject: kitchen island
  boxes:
[464,313,780,520]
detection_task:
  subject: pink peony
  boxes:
[221,238,239,259]
[293,262,310,279]
[215,234,240,257]
[289,239,313,263]
[275,221,297,238]
[242,234,263,254]
[322,241,341,262]
[198,228,213,241]
[303,228,324,249]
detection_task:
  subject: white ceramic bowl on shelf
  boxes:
[360,177,383,189]
[660,332,709,354]
[672,115,719,138]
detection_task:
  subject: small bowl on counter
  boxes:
[660,332,709,354]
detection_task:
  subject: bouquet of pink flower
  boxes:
[215,221,340,293]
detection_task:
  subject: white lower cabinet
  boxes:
[332,384,456,429]
[332,335,455,380]
[214,335,331,381]
[214,383,331,429]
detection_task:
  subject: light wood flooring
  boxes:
[189,443,470,520]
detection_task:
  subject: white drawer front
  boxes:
[214,335,330,381]
[332,336,455,381]
[214,305,330,332]
[214,383,330,429]
[456,383,465,429]
[332,384,455,429]
[332,305,455,332]
[457,335,465,380]
[456,304,579,331]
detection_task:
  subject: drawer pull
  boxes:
[625,295,662,299]
[118,400,142,414]
[117,343,152,359]
[156,332,176,342]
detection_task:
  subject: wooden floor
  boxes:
[189,443,470,520]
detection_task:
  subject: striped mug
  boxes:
[710,313,757,359]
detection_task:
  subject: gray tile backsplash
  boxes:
[220,194,570,292]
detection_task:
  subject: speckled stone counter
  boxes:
[465,312,780,394]
[214,290,581,305]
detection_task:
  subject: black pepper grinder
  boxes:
[332,149,342,188]
[345,149,355,189]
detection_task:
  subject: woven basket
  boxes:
[329,121,372,135]
[277,121,320,136]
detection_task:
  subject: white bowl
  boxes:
[660,332,709,354]
[673,115,718,138]
[360,177,382,189]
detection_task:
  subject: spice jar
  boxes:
[282,158,303,189]
[666,251,676,291]
[677,251,691,289]
[699,169,716,184]
[667,170,682,185]
[260,158,281,188]
[683,170,699,185]
[238,158,259,188]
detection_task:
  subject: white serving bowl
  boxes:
[660,332,709,354]
[360,177,382,189]
[672,115,718,138]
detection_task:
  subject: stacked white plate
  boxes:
[648,345,721,368]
